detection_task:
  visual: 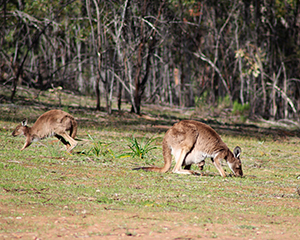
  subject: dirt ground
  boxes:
[1,206,300,240]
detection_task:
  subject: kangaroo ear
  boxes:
[233,146,241,158]
[21,118,28,126]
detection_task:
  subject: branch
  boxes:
[108,69,134,94]
[266,82,297,113]
[194,51,231,100]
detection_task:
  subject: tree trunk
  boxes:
[76,24,83,93]
[282,63,288,119]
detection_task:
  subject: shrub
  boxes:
[232,100,250,122]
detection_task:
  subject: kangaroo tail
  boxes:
[133,138,172,173]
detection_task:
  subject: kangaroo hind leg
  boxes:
[55,132,77,152]
[172,147,193,174]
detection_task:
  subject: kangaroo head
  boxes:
[12,119,28,137]
[227,146,243,177]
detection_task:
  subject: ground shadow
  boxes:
[1,91,300,140]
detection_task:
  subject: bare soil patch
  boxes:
[1,201,300,239]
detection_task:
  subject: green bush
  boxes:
[232,101,250,114]
[232,100,250,122]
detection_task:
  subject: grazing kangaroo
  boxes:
[12,109,78,152]
[136,120,243,177]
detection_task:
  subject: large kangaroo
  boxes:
[136,120,243,177]
[12,109,78,152]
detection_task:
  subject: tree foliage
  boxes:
[1,0,300,119]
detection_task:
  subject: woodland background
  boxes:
[1,0,300,120]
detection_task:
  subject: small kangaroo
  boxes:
[135,120,243,177]
[12,109,78,152]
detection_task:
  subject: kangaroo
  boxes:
[135,120,243,177]
[12,109,78,152]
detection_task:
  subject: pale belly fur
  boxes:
[171,147,218,166]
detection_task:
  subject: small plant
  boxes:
[238,225,257,230]
[217,94,231,108]
[194,90,209,110]
[126,135,159,159]
[232,100,250,122]
[232,100,250,115]
[125,230,137,237]
[86,134,115,158]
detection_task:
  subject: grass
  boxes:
[1,87,300,239]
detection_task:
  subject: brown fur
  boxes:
[12,109,78,152]
[135,120,243,177]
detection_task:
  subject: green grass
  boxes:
[1,87,300,238]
